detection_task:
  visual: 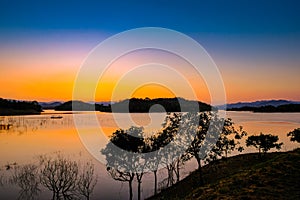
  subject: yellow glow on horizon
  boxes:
[0,40,299,103]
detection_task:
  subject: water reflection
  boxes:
[0,111,299,199]
[11,164,40,200]
[0,115,74,135]
[4,154,97,200]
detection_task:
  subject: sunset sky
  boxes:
[0,0,299,103]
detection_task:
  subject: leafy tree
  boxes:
[208,121,247,161]
[185,112,222,184]
[246,133,283,156]
[287,128,300,143]
[101,126,146,200]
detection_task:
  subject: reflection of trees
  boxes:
[0,115,73,135]
[78,162,97,200]
[4,154,97,200]
[11,164,40,200]
[40,155,79,199]
[39,155,97,200]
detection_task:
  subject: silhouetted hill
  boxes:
[217,99,300,110]
[53,98,212,113]
[39,101,63,109]
[228,104,300,112]
[148,149,300,200]
[55,100,96,111]
[54,100,111,112]
[111,97,212,113]
[0,98,42,115]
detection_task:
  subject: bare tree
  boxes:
[77,161,97,200]
[11,164,40,200]
[39,155,79,200]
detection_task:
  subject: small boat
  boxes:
[50,116,63,119]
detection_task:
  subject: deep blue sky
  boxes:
[1,0,299,35]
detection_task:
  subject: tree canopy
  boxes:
[246,133,283,155]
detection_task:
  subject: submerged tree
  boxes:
[77,161,97,200]
[287,128,300,143]
[246,133,283,156]
[39,155,97,200]
[11,164,40,200]
[39,155,79,200]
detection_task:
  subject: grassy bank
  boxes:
[148,148,300,199]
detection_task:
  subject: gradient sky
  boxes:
[0,0,299,103]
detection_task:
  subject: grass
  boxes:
[147,148,300,200]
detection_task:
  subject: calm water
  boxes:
[0,111,299,199]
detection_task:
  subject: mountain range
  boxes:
[38,99,300,111]
[217,100,300,110]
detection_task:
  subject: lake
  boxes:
[0,111,299,199]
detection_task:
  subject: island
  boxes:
[54,97,212,113]
[0,98,42,116]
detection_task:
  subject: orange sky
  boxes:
[0,35,299,104]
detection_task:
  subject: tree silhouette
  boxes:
[287,128,300,143]
[184,112,222,184]
[207,121,247,162]
[246,133,283,156]
[11,164,40,200]
[39,155,79,200]
[39,155,97,200]
[105,167,135,200]
[101,126,146,200]
[77,162,97,200]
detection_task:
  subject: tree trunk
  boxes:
[154,170,157,195]
[196,156,203,185]
[175,159,180,182]
[136,173,143,200]
[129,180,133,200]
[138,181,141,200]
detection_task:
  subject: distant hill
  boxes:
[53,98,212,113]
[55,100,96,111]
[217,99,300,110]
[228,103,300,112]
[0,98,42,115]
[111,97,212,113]
[54,100,111,112]
[39,101,63,109]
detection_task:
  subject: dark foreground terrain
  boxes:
[148,149,300,200]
